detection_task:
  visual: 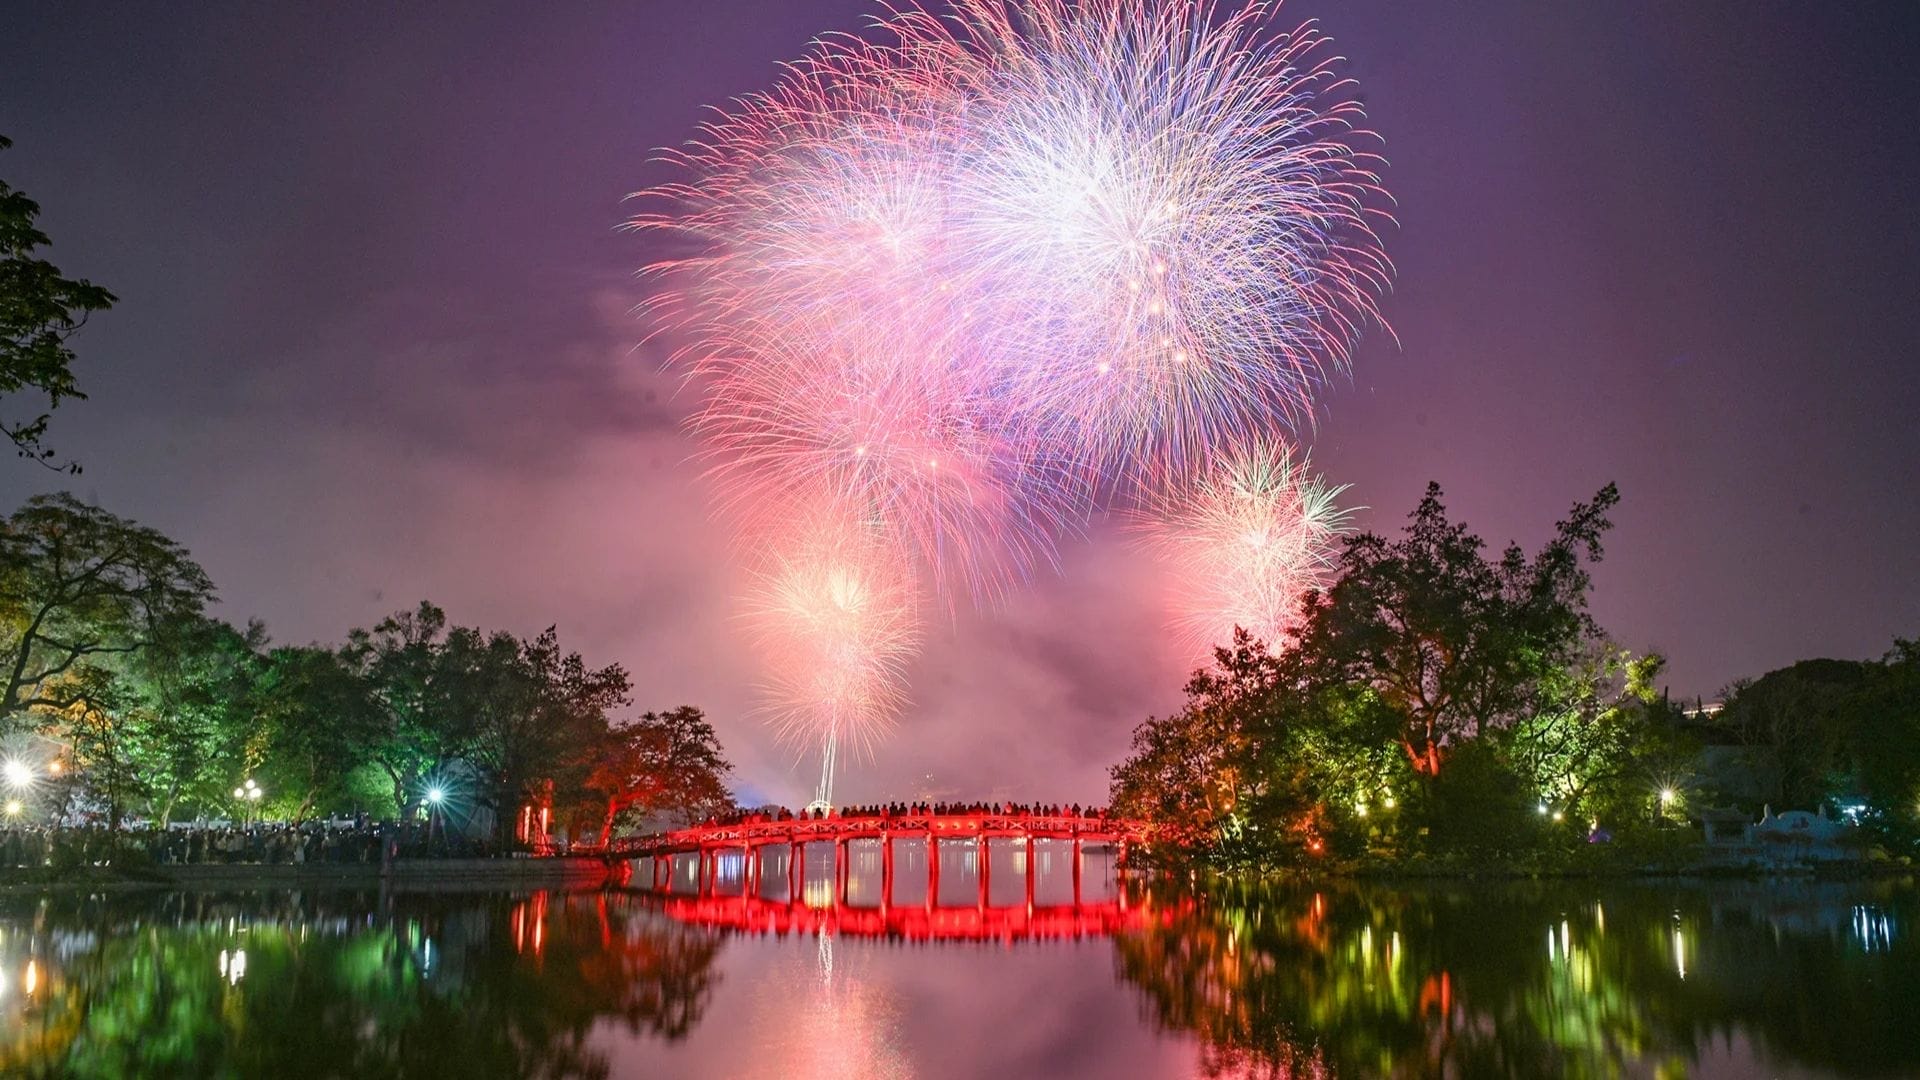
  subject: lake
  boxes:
[0,869,1913,1077]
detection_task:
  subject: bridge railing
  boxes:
[607,808,1149,858]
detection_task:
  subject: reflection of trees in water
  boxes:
[0,889,726,1078]
[1112,877,1920,1078]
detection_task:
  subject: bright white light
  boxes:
[2,761,31,788]
[1659,788,1676,804]
[427,788,445,804]
[3,801,19,816]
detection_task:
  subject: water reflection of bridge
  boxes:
[615,809,1152,936]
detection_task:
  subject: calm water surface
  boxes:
[0,864,1914,1078]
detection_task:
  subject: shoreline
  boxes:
[0,856,613,894]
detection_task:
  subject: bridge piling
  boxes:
[927,836,940,911]
[1025,833,1036,908]
[976,834,989,911]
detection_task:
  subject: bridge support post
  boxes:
[977,834,990,910]
[835,838,848,905]
[1072,838,1082,906]
[927,835,940,911]
[881,835,894,911]
[789,841,802,904]
[744,842,756,897]
[1024,833,1036,909]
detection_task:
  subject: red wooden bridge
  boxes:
[613,806,1151,911]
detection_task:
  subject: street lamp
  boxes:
[235,778,262,823]
[4,800,20,817]
[423,786,447,852]
[3,760,31,788]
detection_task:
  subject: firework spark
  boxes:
[742,507,924,803]
[634,0,1392,797]
[921,0,1394,482]
[1139,440,1353,653]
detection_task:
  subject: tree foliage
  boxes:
[0,135,115,471]
[0,493,214,728]
[583,706,732,845]
[0,491,738,840]
[1113,480,1700,867]
[1292,481,1619,776]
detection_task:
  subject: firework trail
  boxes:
[1137,439,1353,653]
[742,505,924,805]
[635,0,1392,800]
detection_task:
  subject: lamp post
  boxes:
[425,787,445,853]
[234,778,263,825]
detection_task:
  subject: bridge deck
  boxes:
[615,811,1149,857]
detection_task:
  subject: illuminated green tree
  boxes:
[0,494,214,731]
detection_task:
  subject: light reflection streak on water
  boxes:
[1853,905,1896,953]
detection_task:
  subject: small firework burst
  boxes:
[1139,439,1353,652]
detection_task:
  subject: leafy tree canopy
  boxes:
[0,135,115,471]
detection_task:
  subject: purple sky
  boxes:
[3,2,1916,807]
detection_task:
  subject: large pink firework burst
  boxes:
[905,0,1395,484]
[634,0,1391,797]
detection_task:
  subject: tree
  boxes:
[345,602,475,814]
[1720,657,1871,809]
[1844,638,1920,847]
[50,663,145,830]
[465,626,632,846]
[1291,482,1618,777]
[584,706,731,846]
[1111,631,1287,860]
[117,615,266,825]
[1503,648,1686,827]
[0,493,214,731]
[1,136,116,471]
[254,644,384,821]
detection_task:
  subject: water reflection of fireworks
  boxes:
[743,930,914,1080]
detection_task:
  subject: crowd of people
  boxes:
[0,820,510,869]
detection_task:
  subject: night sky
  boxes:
[3,2,1916,806]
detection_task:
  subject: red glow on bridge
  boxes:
[614,805,1154,924]
[643,888,1179,943]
